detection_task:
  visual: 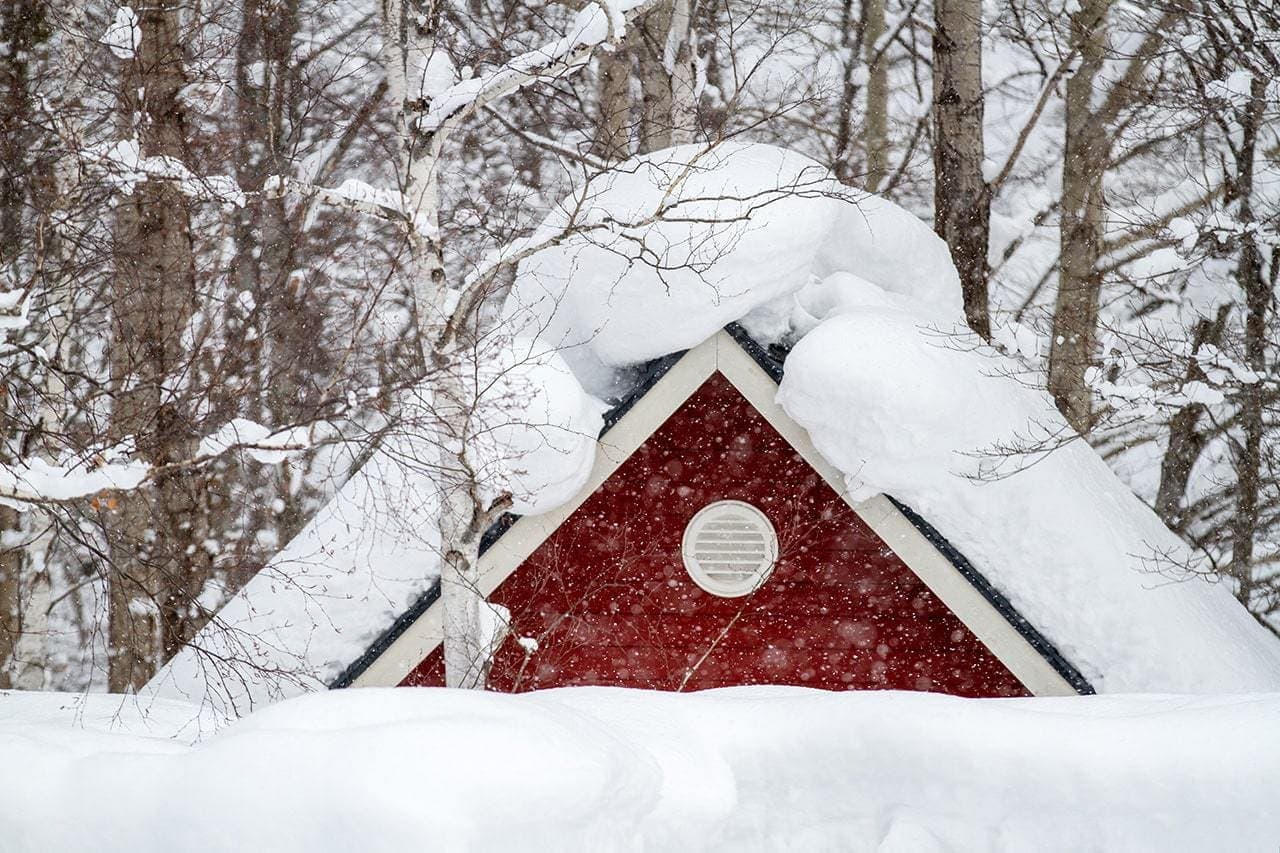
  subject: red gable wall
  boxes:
[403,372,1029,698]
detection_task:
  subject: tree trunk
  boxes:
[637,0,674,153]
[0,0,45,688]
[0,0,44,260]
[693,0,726,137]
[832,0,863,184]
[0,505,20,689]
[1226,76,1269,605]
[593,38,633,161]
[1153,306,1229,531]
[230,0,315,557]
[108,0,205,691]
[380,0,671,688]
[380,0,491,689]
[667,0,696,146]
[1047,0,1109,434]
[931,0,991,339]
[863,0,889,191]
[7,0,92,690]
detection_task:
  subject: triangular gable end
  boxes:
[335,327,1092,697]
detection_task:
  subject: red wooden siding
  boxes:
[403,371,1029,698]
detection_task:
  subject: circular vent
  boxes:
[681,500,778,597]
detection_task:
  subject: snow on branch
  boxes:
[263,176,438,240]
[0,287,32,334]
[418,0,663,138]
[100,6,140,60]
[197,419,332,465]
[0,458,150,508]
[83,138,246,207]
[0,420,332,509]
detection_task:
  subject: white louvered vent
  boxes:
[681,500,778,597]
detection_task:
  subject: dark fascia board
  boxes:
[331,324,1095,695]
[887,499,1094,694]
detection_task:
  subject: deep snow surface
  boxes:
[3,687,1278,852]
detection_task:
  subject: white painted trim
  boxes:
[352,330,1077,696]
[853,496,1075,696]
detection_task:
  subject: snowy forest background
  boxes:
[0,0,1277,693]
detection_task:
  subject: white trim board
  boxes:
[351,329,1079,697]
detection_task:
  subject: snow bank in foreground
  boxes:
[505,141,961,394]
[777,298,1280,693]
[149,338,602,717]
[0,689,216,745]
[3,687,1278,852]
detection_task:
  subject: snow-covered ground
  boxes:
[2,686,1278,852]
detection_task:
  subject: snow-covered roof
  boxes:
[777,309,1280,693]
[147,342,603,720]
[151,142,1280,717]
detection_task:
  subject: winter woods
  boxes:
[1,0,1278,696]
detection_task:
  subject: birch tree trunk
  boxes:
[0,0,66,690]
[931,0,991,339]
[636,0,696,152]
[0,519,17,688]
[13,0,93,690]
[1047,0,1109,434]
[667,0,696,146]
[380,0,491,689]
[107,0,208,691]
[380,0,664,688]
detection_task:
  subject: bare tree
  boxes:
[0,0,49,690]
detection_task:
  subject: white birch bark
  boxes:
[668,0,696,145]
[379,0,490,689]
[9,0,93,690]
[375,0,663,688]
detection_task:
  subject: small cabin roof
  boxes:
[329,325,1091,695]
[149,325,1280,718]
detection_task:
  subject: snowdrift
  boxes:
[504,140,961,394]
[3,687,1278,852]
